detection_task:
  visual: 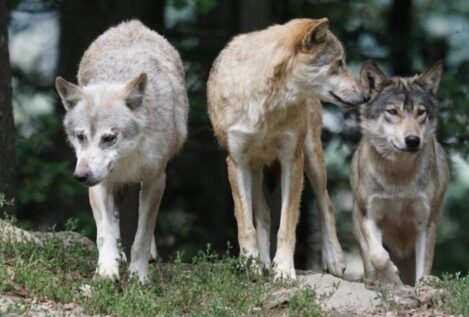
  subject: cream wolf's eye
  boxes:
[417,108,426,116]
[386,109,398,115]
[337,59,344,68]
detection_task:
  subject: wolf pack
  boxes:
[55,18,449,287]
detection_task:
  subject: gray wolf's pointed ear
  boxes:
[125,72,147,110]
[416,60,443,95]
[304,18,329,48]
[360,60,387,93]
[55,77,83,111]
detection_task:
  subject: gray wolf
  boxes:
[207,18,368,279]
[350,60,449,285]
[55,20,188,282]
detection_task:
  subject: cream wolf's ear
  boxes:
[360,60,387,93]
[416,60,443,95]
[303,18,329,48]
[125,72,148,110]
[55,77,83,111]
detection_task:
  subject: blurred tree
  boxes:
[0,0,16,215]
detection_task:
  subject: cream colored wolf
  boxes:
[351,60,449,285]
[55,20,188,282]
[207,18,369,279]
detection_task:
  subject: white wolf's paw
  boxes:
[96,261,119,280]
[273,257,296,281]
[321,241,346,277]
[129,260,149,283]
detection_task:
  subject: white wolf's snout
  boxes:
[74,150,116,186]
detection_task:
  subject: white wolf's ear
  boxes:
[125,73,148,110]
[360,60,387,93]
[416,60,443,95]
[55,77,83,111]
[304,18,329,48]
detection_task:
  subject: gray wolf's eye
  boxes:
[76,133,86,142]
[417,109,426,116]
[386,109,398,116]
[101,134,117,144]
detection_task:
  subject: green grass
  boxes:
[435,273,469,316]
[0,231,323,316]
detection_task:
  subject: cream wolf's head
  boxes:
[286,18,368,107]
[55,74,147,186]
[359,60,443,156]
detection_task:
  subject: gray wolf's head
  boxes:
[55,73,147,186]
[359,60,443,156]
[288,18,369,108]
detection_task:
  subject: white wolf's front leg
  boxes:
[89,184,121,279]
[129,172,166,282]
[273,141,304,280]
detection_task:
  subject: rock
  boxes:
[298,272,381,315]
[0,220,42,245]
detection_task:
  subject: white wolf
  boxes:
[55,20,188,282]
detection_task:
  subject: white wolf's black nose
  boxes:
[405,135,420,149]
[74,172,90,183]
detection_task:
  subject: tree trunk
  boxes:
[0,0,16,215]
[389,0,412,74]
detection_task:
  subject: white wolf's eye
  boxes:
[101,134,117,144]
[336,59,344,68]
[417,108,426,116]
[76,132,86,142]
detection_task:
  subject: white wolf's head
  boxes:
[56,73,147,186]
[359,60,443,156]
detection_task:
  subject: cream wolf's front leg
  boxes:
[89,184,122,279]
[251,165,271,268]
[304,126,345,277]
[129,172,166,282]
[226,156,258,258]
[273,141,304,280]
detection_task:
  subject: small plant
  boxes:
[0,193,14,209]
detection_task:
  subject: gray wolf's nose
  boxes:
[74,172,90,183]
[405,135,420,149]
[363,94,370,103]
